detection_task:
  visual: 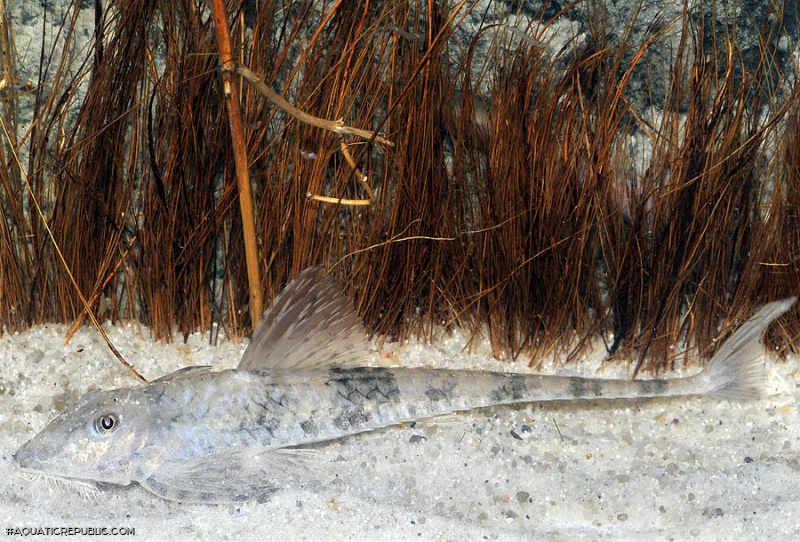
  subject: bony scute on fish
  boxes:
[13,266,797,503]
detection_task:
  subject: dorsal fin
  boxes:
[238,266,371,374]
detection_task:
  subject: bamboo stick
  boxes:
[210,0,263,327]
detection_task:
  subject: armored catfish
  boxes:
[14,266,796,503]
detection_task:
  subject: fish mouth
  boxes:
[14,445,102,489]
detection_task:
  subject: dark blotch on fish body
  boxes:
[638,379,669,396]
[424,375,458,402]
[568,377,603,398]
[489,375,529,403]
[425,388,448,401]
[329,368,401,405]
[300,420,319,437]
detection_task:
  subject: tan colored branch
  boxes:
[339,140,375,202]
[306,140,375,206]
[307,193,372,206]
[236,65,393,147]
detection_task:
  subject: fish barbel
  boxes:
[14,267,795,503]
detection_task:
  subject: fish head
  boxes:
[14,387,161,486]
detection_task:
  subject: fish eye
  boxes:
[94,414,118,435]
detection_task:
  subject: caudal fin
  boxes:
[698,298,796,401]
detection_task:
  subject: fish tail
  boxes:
[696,298,795,401]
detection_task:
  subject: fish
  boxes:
[13,266,796,503]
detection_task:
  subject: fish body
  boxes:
[14,267,796,503]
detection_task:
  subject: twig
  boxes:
[552,418,564,442]
[307,140,375,206]
[307,193,372,206]
[236,65,393,147]
[64,235,138,343]
[339,140,375,201]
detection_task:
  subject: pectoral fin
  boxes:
[139,449,318,504]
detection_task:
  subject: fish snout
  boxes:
[13,433,55,473]
[13,439,37,470]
